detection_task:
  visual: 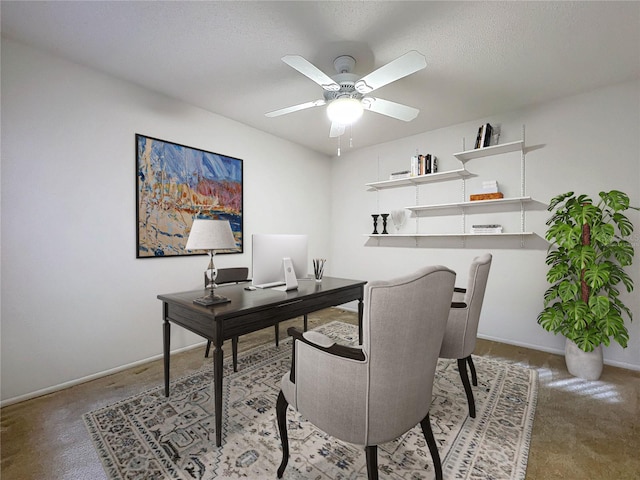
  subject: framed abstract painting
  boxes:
[136,134,243,258]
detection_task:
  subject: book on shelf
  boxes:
[389,170,411,180]
[410,154,438,176]
[474,123,493,149]
[471,224,503,234]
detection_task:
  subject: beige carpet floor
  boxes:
[2,308,639,479]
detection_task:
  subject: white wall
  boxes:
[330,79,640,371]
[0,39,332,403]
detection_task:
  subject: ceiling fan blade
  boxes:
[362,97,420,122]
[282,55,341,92]
[265,99,326,117]
[329,122,345,138]
[355,50,427,94]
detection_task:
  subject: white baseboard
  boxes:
[0,341,207,408]
[477,333,640,372]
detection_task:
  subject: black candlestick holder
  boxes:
[381,213,389,234]
[371,214,379,234]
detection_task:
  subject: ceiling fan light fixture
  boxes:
[326,98,363,125]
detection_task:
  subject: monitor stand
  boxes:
[273,257,298,291]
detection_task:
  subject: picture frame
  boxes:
[136,134,243,258]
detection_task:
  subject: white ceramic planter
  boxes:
[564,338,603,380]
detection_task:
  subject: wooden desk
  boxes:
[158,277,365,447]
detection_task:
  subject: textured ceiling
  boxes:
[2,1,639,157]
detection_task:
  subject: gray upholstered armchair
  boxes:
[276,265,456,480]
[440,253,492,418]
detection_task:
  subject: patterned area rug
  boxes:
[83,321,538,480]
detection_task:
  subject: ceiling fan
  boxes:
[265,51,427,138]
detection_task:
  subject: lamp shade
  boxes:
[326,98,364,125]
[185,219,237,252]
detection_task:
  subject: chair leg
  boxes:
[274,323,279,347]
[457,358,476,418]
[420,413,443,480]
[466,355,477,386]
[232,336,239,372]
[303,314,308,331]
[276,391,289,478]
[365,445,379,480]
[205,340,212,358]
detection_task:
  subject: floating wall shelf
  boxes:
[365,168,472,190]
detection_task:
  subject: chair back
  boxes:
[461,253,492,342]
[363,265,456,444]
[215,267,249,284]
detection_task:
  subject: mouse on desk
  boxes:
[244,286,256,291]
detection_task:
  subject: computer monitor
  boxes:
[251,234,308,288]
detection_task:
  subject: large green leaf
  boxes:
[548,191,574,211]
[569,202,599,226]
[612,213,634,237]
[591,223,614,246]
[568,245,595,270]
[566,300,589,323]
[537,305,565,333]
[583,263,610,291]
[558,281,579,302]
[613,241,635,266]
[600,190,630,212]
[547,263,569,283]
[588,295,610,318]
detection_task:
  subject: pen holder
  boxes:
[313,258,326,283]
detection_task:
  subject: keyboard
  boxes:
[253,281,286,289]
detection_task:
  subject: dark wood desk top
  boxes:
[158,277,366,340]
[159,277,365,317]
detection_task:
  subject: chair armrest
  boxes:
[287,327,365,383]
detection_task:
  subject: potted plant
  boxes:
[537,190,638,380]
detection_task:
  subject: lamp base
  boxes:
[193,293,231,306]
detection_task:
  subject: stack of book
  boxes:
[410,154,438,176]
[471,224,503,234]
[389,170,411,180]
[474,123,493,149]
[470,180,503,201]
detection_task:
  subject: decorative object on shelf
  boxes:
[185,218,238,306]
[390,209,406,233]
[470,180,503,201]
[470,193,504,201]
[136,134,243,258]
[313,258,326,283]
[371,214,379,234]
[380,213,389,234]
[537,190,638,380]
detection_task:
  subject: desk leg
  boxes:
[358,298,363,345]
[163,319,170,397]
[213,343,224,447]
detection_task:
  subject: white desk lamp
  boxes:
[185,218,237,306]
